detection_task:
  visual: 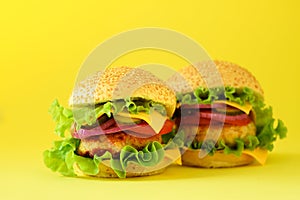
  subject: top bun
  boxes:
[69,66,176,117]
[168,60,263,97]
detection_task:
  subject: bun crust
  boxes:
[69,66,176,117]
[181,148,255,168]
[168,60,263,96]
[73,162,166,178]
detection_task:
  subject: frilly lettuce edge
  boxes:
[43,138,165,178]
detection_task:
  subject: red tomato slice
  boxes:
[181,103,226,109]
[127,119,174,137]
[179,111,251,126]
[73,119,174,139]
[200,111,251,125]
[178,115,212,125]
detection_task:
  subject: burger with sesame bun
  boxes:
[168,60,287,168]
[44,66,179,178]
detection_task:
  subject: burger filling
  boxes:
[170,86,287,157]
[173,103,258,155]
[69,99,174,159]
[45,99,175,178]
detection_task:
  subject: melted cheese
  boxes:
[242,148,268,165]
[215,100,252,114]
[164,148,182,165]
[116,111,167,133]
[175,157,182,165]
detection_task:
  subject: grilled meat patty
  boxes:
[182,121,256,147]
[77,131,162,158]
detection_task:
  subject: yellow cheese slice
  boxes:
[164,148,182,165]
[116,111,167,134]
[215,100,252,114]
[174,157,182,165]
[242,148,268,165]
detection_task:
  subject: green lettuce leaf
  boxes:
[73,102,113,130]
[245,135,260,151]
[190,139,218,156]
[257,119,287,151]
[251,101,287,151]
[194,87,225,104]
[43,138,165,178]
[43,138,79,176]
[124,98,167,115]
[184,127,281,157]
[178,86,260,105]
[187,135,260,157]
[48,99,74,137]
[218,139,244,157]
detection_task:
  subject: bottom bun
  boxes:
[181,148,255,168]
[74,148,180,178]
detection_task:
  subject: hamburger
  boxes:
[44,66,179,178]
[168,60,287,168]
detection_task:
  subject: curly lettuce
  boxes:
[44,138,164,178]
[48,99,74,138]
[177,87,287,155]
[178,86,258,105]
[188,135,262,157]
[48,99,166,137]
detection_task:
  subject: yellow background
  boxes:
[1,0,299,199]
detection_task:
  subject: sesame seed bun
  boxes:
[69,66,176,117]
[180,148,255,168]
[168,60,263,97]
